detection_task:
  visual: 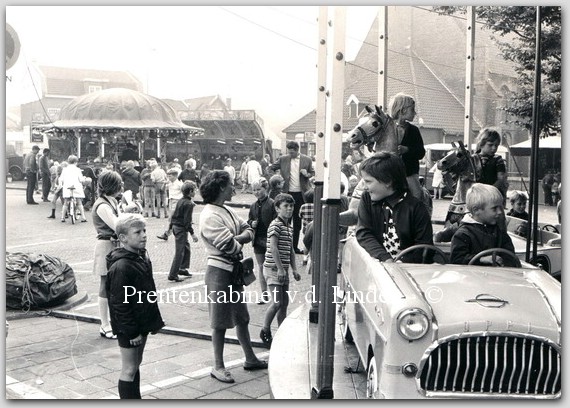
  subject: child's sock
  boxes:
[133,370,141,398]
[118,380,139,399]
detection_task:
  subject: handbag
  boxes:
[232,257,256,286]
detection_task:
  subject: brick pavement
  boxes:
[4,183,561,399]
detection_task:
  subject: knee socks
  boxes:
[118,380,139,399]
[134,370,141,398]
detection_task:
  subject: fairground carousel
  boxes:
[39,88,204,167]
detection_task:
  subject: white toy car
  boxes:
[338,237,561,399]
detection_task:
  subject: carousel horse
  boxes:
[348,104,399,156]
[434,141,482,242]
[347,104,433,215]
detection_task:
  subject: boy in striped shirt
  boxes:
[259,193,301,346]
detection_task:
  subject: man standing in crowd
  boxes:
[184,154,197,171]
[24,145,40,205]
[268,141,314,253]
[39,148,52,202]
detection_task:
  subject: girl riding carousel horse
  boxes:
[341,94,431,226]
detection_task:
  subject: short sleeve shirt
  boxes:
[263,217,293,269]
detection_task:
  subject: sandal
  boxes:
[210,367,235,383]
[100,326,117,339]
[260,328,273,347]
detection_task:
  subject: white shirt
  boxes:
[289,156,301,192]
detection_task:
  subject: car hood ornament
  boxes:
[465,293,509,308]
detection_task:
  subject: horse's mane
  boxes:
[347,105,399,154]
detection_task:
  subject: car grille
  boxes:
[419,335,561,396]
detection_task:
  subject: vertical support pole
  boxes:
[101,136,105,159]
[377,6,388,110]
[157,132,161,159]
[527,6,542,262]
[464,6,475,148]
[310,5,328,324]
[311,5,345,400]
[76,134,81,158]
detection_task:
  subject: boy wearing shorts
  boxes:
[106,214,165,398]
[260,193,301,346]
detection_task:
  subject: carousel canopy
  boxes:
[47,88,204,135]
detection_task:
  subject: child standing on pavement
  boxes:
[157,169,184,241]
[247,178,276,304]
[268,174,284,200]
[167,181,199,282]
[260,193,301,347]
[106,214,165,399]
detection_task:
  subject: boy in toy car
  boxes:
[450,183,517,267]
[355,152,433,263]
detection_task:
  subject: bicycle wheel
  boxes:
[69,200,76,224]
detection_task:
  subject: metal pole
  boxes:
[310,5,328,324]
[463,7,475,147]
[526,6,542,262]
[377,6,388,110]
[312,5,345,399]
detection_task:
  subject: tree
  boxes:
[433,6,561,137]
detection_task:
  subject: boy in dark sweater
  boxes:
[450,183,517,267]
[106,214,165,399]
[167,181,199,282]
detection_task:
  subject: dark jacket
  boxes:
[268,154,314,193]
[450,214,516,266]
[248,196,276,249]
[170,197,196,234]
[106,248,165,339]
[178,168,198,183]
[121,167,142,194]
[356,191,433,262]
[399,123,425,176]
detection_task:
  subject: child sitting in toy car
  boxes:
[450,183,518,267]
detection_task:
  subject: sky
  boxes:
[5,5,378,137]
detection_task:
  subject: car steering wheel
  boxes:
[468,248,521,268]
[541,224,559,234]
[393,244,448,264]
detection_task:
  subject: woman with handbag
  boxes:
[199,170,268,384]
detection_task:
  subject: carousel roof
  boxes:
[49,88,204,134]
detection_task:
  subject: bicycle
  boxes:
[67,186,77,224]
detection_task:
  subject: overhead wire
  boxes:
[221,6,507,103]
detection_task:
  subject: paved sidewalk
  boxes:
[6,315,271,399]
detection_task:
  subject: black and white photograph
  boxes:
[4,4,562,400]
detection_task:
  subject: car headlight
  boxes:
[397,308,430,341]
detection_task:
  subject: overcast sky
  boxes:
[6,5,378,136]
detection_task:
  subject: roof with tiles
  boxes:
[283,7,520,135]
[38,65,142,96]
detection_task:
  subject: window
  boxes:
[47,108,60,119]
[88,85,102,93]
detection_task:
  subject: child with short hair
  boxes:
[166,181,199,282]
[356,152,433,263]
[506,191,529,221]
[474,127,508,199]
[260,193,301,346]
[157,169,184,241]
[450,183,516,266]
[247,177,276,304]
[268,174,284,200]
[106,214,165,399]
